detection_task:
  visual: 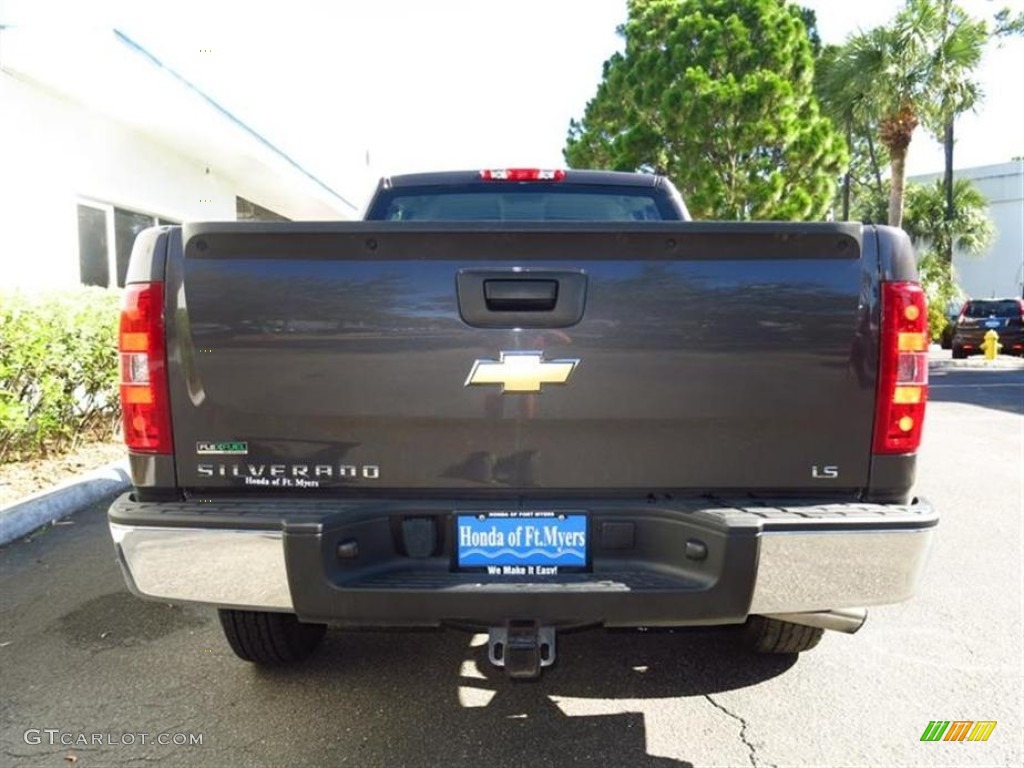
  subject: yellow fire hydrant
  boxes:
[982,329,1002,360]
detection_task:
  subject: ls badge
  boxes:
[465,352,579,393]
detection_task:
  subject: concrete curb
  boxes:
[0,460,130,546]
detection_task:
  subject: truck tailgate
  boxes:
[168,222,874,494]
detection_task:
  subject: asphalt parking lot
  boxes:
[1,354,1021,767]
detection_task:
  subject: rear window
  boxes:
[964,300,1020,318]
[367,184,673,221]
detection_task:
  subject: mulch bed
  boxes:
[0,441,127,509]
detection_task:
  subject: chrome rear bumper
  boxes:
[109,496,936,624]
[749,527,935,614]
[110,524,293,611]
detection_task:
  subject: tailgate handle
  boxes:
[484,279,558,312]
[457,270,587,328]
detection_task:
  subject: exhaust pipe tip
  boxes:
[763,608,868,635]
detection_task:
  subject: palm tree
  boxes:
[819,0,1004,230]
[821,21,926,227]
[815,45,888,220]
[902,177,994,266]
[920,0,987,232]
[819,0,991,229]
[926,3,1024,251]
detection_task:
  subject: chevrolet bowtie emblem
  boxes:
[465,352,579,393]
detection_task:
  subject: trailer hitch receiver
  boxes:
[488,622,556,679]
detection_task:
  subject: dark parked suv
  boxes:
[952,298,1024,359]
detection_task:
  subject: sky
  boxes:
[2,0,1022,202]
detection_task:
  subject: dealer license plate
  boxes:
[455,511,588,574]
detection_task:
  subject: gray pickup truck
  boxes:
[108,169,936,678]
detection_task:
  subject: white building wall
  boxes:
[954,161,1024,300]
[0,70,236,290]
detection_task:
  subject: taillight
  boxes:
[479,168,566,181]
[118,283,173,453]
[873,282,929,454]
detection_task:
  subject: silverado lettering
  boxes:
[108,169,937,679]
[196,463,380,480]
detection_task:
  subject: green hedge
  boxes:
[917,252,960,343]
[0,288,122,462]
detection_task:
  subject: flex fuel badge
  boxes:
[197,441,248,456]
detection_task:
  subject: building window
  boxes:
[77,201,177,288]
[114,209,158,287]
[77,204,110,288]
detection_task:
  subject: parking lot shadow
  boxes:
[248,626,796,767]
[928,363,1024,416]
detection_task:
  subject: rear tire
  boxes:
[951,345,968,359]
[218,609,326,665]
[741,615,824,654]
